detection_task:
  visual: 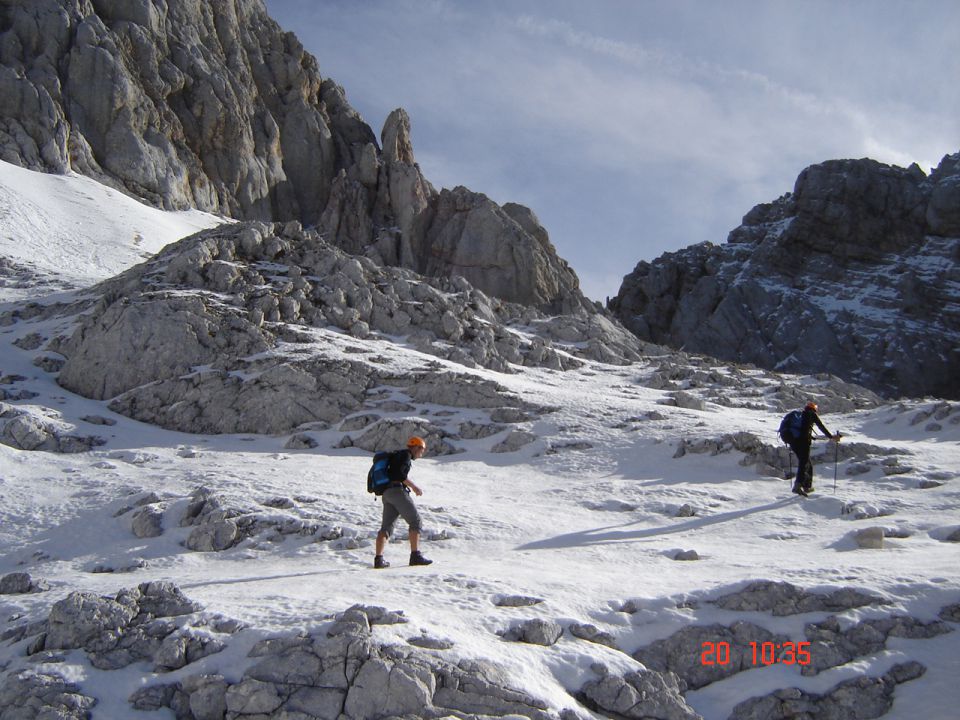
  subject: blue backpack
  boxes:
[367,451,397,495]
[778,409,804,443]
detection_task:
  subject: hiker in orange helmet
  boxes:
[786,401,841,496]
[373,436,433,569]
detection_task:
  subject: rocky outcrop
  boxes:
[711,581,885,616]
[28,581,224,673]
[404,186,591,313]
[0,670,97,720]
[48,221,639,435]
[128,600,559,720]
[0,0,375,224]
[577,665,701,720]
[0,0,595,314]
[633,622,789,691]
[610,153,960,399]
[801,615,951,675]
[0,571,46,594]
[729,662,926,720]
[0,401,105,452]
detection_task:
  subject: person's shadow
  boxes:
[515,496,798,551]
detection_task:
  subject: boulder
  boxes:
[568,623,618,649]
[0,571,45,594]
[578,667,701,720]
[729,662,925,720]
[131,505,165,538]
[501,619,563,646]
[0,670,97,720]
[492,430,537,453]
[186,519,240,552]
[801,615,951,675]
[854,527,885,549]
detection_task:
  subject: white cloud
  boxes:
[263,0,958,298]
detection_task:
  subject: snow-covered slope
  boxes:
[0,164,958,719]
[0,160,224,301]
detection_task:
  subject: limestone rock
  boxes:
[0,571,46,594]
[494,594,545,608]
[492,430,538,453]
[502,618,563,646]
[0,406,104,453]
[50,221,639,435]
[186,519,239,552]
[0,670,97,720]
[728,661,925,720]
[940,602,960,623]
[0,0,602,317]
[142,596,555,720]
[610,153,960,400]
[349,418,454,456]
[712,580,885,616]
[131,505,165,539]
[405,186,592,313]
[854,526,885,549]
[801,615,952,675]
[634,621,788,690]
[578,667,701,720]
[568,623,618,649]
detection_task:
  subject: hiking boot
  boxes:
[373,555,390,569]
[409,551,433,566]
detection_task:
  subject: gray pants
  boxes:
[379,486,422,537]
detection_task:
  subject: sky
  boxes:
[260,1,959,303]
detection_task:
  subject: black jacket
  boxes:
[800,407,831,441]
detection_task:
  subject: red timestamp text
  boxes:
[700,640,812,666]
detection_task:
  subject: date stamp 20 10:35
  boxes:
[701,641,812,667]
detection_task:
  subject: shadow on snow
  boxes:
[515,496,799,550]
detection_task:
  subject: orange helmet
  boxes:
[407,436,426,449]
[805,401,818,412]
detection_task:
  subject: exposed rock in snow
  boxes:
[0,402,105,452]
[577,664,701,720]
[501,618,564,646]
[0,669,97,720]
[633,621,789,690]
[711,581,886,616]
[801,615,952,675]
[129,599,558,720]
[0,572,46,595]
[728,661,926,720]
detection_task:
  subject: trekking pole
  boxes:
[832,433,841,493]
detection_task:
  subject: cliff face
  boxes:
[610,154,960,400]
[0,0,589,313]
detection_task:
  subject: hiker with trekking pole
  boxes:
[778,401,842,497]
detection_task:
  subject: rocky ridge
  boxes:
[8,219,640,436]
[610,153,960,400]
[0,0,591,313]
